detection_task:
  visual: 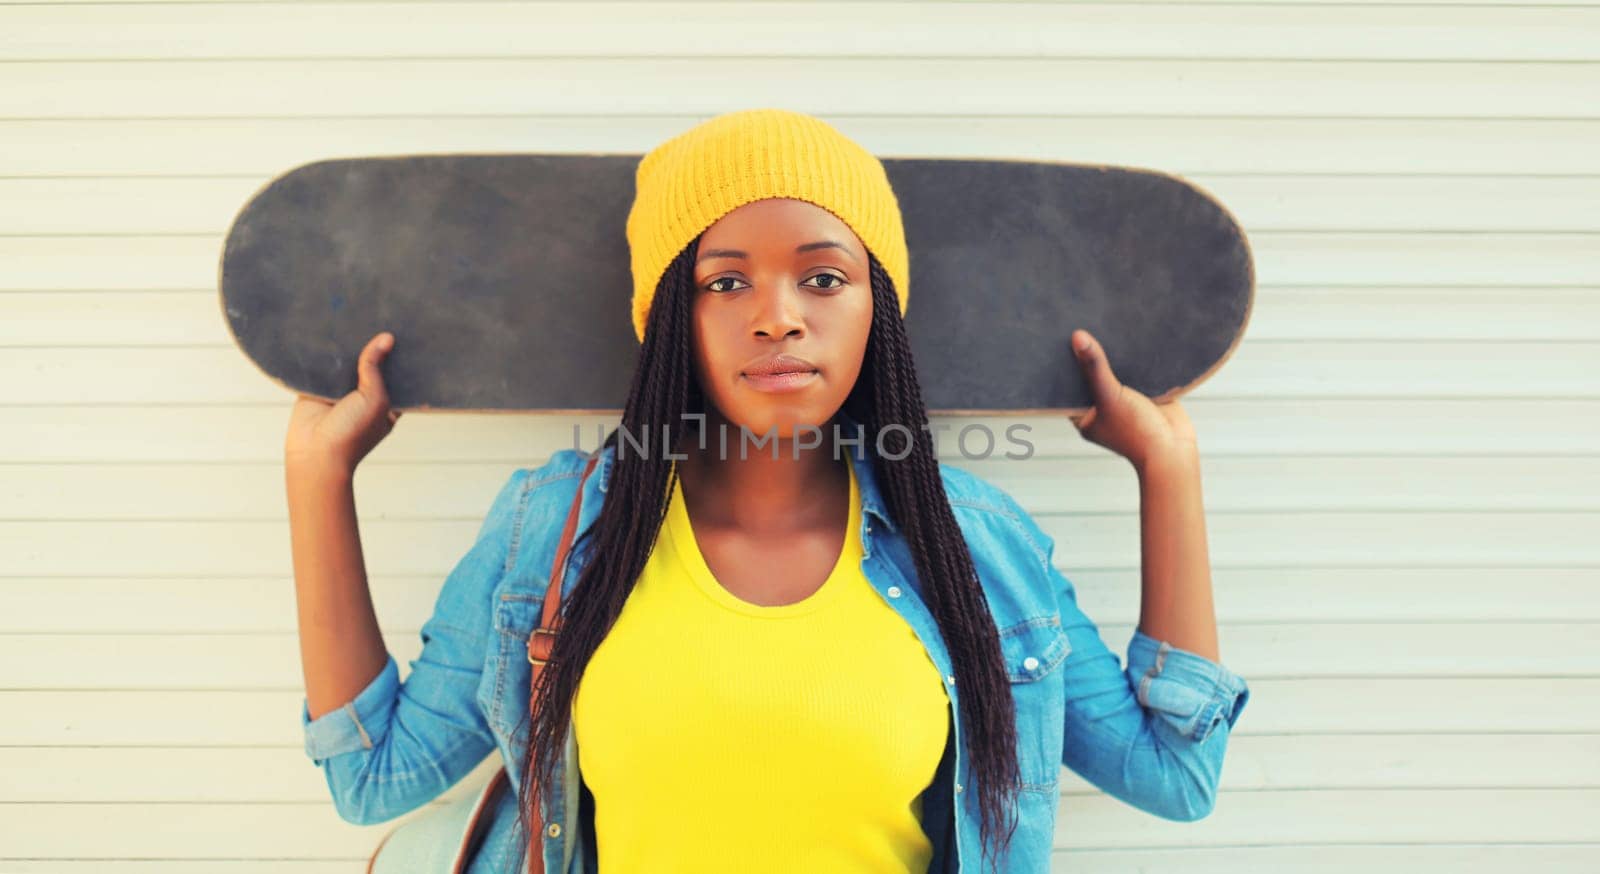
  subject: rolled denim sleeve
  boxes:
[998,489,1250,822]
[302,653,400,762]
[1126,628,1250,745]
[298,467,532,826]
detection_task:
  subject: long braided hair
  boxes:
[513,234,1021,871]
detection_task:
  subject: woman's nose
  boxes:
[750,282,805,338]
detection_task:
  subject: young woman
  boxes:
[288,109,1250,873]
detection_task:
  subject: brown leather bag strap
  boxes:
[527,451,600,675]
[521,451,601,873]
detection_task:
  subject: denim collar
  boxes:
[590,409,897,536]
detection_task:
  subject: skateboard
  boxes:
[218,154,1253,414]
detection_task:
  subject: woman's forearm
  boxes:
[287,458,390,720]
[1133,446,1221,662]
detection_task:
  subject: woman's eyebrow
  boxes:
[696,240,858,265]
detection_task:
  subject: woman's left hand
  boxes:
[1067,328,1198,472]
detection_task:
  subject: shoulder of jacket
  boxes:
[491,449,597,530]
[935,460,1051,570]
[492,448,601,571]
[935,460,1011,515]
[520,447,596,488]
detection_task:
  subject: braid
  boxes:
[512,240,1021,871]
[511,241,698,865]
[845,257,1021,870]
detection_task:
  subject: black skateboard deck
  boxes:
[219,154,1253,414]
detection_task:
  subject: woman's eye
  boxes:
[705,274,845,293]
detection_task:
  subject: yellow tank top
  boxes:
[573,459,951,872]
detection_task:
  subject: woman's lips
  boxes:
[741,370,819,393]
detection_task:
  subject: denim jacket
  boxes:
[302,417,1251,873]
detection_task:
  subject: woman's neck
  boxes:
[673,415,849,535]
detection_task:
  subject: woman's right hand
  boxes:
[285,331,403,476]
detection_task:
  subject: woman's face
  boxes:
[690,197,873,442]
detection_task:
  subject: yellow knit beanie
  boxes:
[624,107,910,344]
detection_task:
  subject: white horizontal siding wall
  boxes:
[2,1,1597,870]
